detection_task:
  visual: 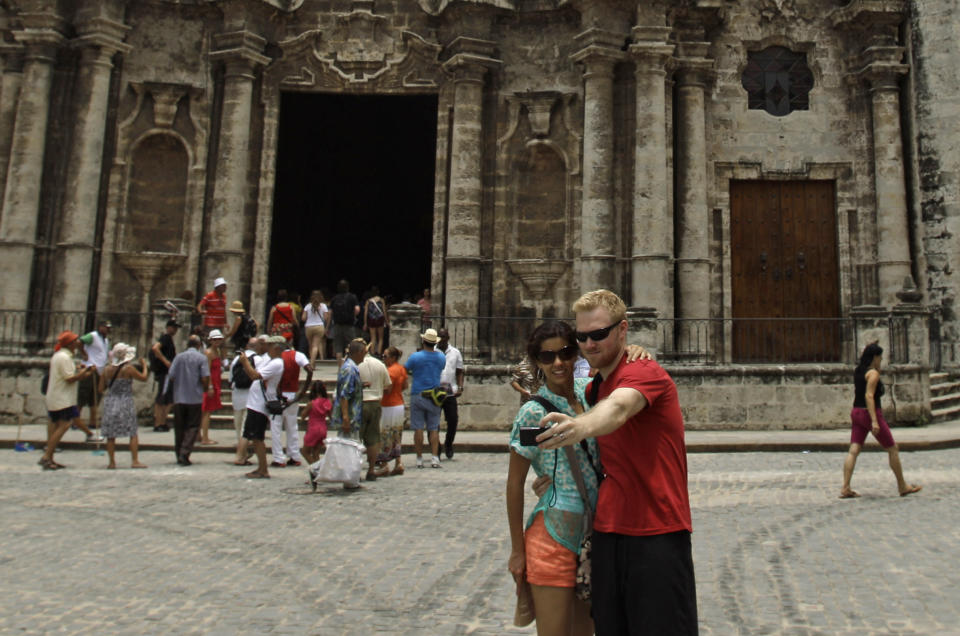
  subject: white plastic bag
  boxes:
[309,437,366,488]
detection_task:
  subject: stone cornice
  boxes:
[11,12,66,59]
[673,41,714,87]
[209,30,270,68]
[852,45,908,89]
[830,0,907,30]
[629,25,674,70]
[442,36,497,60]
[73,16,133,56]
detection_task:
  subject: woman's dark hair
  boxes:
[308,380,328,400]
[857,342,883,372]
[276,289,288,302]
[384,346,402,360]
[526,320,577,365]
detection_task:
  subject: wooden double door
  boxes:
[730,180,840,362]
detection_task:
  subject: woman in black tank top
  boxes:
[840,342,922,498]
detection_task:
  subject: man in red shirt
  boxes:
[539,289,697,635]
[197,277,228,333]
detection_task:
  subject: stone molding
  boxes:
[209,30,270,69]
[11,12,66,62]
[629,25,674,72]
[72,16,132,58]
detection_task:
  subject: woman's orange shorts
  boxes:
[524,512,577,588]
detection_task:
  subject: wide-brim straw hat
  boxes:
[111,342,136,365]
[421,328,439,344]
[229,300,245,313]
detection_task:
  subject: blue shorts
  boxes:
[409,394,441,431]
[48,405,80,422]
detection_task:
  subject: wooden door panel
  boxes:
[731,180,839,362]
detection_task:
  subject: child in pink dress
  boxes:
[301,381,332,463]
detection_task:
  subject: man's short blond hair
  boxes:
[572,289,627,323]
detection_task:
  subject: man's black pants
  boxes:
[172,403,201,461]
[591,529,698,635]
[441,396,458,452]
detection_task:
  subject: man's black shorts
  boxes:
[242,409,270,441]
[155,373,173,406]
[77,372,99,407]
[590,529,698,635]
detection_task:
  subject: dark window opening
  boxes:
[742,46,813,116]
[269,93,438,311]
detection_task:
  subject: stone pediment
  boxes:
[417,0,572,15]
[268,4,445,89]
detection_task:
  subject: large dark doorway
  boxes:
[269,92,437,309]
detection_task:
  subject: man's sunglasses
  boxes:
[535,344,579,365]
[575,320,622,343]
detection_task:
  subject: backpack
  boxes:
[148,346,164,375]
[231,353,256,389]
[366,298,384,321]
[232,314,257,347]
[331,294,355,324]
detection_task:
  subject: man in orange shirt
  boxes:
[197,277,228,334]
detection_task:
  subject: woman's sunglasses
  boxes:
[574,320,622,343]
[536,344,579,365]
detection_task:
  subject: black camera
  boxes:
[519,426,550,446]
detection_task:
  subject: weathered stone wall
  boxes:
[453,362,931,432]
[0,357,157,426]
[909,0,960,366]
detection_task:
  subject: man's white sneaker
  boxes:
[431,456,441,468]
[416,457,424,469]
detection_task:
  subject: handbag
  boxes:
[421,386,447,406]
[513,577,535,627]
[309,437,366,488]
[565,445,594,603]
[261,382,288,416]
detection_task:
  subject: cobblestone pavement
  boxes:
[1,447,959,635]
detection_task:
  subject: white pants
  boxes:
[271,392,302,463]
[232,389,249,444]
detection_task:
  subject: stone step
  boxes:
[931,403,960,424]
[930,372,949,384]
[931,393,960,410]
[930,381,960,397]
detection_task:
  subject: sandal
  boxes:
[390,465,405,476]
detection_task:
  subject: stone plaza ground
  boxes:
[2,447,959,635]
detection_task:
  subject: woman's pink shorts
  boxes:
[850,407,895,448]
[524,513,577,588]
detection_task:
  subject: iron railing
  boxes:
[0,311,153,357]
[426,315,913,366]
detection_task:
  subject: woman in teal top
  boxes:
[505,321,601,636]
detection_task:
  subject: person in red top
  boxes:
[271,339,312,467]
[197,277,228,331]
[539,289,697,635]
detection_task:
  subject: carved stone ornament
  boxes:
[271,4,443,89]
[505,259,570,299]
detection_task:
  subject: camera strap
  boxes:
[528,395,602,482]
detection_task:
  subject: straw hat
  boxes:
[421,328,440,344]
[229,300,245,314]
[110,342,136,365]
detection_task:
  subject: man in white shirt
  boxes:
[357,343,392,480]
[78,319,111,438]
[41,331,96,469]
[437,328,464,460]
[230,336,262,465]
[271,338,312,467]
[236,335,287,479]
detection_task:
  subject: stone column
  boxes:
[440,43,498,319]
[571,30,624,293]
[0,48,24,208]
[674,44,713,321]
[862,54,912,307]
[0,14,64,310]
[206,31,269,303]
[386,302,423,366]
[629,26,674,316]
[50,17,130,313]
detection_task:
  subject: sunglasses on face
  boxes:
[535,344,579,365]
[575,320,622,343]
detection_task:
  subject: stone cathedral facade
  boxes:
[0,1,957,382]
